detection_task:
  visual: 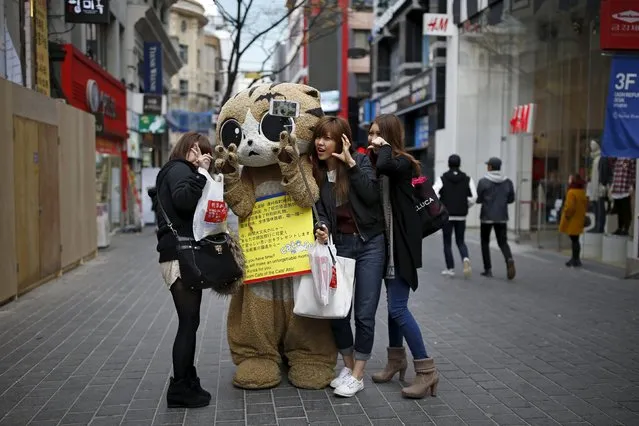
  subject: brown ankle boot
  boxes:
[371,347,408,383]
[401,358,439,399]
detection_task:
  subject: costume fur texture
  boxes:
[214,83,337,390]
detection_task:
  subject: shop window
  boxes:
[179,80,188,96]
[179,44,188,64]
[352,30,369,50]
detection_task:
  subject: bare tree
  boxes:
[215,0,357,103]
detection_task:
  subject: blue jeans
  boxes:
[331,233,385,361]
[442,220,470,269]
[385,276,428,360]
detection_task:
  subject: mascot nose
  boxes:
[247,139,254,146]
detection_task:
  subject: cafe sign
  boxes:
[378,69,435,115]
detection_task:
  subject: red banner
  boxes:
[600,0,639,51]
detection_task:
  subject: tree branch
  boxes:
[213,1,239,26]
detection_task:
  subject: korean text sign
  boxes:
[602,56,639,158]
[144,42,163,95]
[239,193,313,284]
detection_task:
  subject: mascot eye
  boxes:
[220,119,243,147]
[260,114,294,142]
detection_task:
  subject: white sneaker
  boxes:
[441,269,455,277]
[334,374,364,397]
[463,258,472,278]
[330,367,352,389]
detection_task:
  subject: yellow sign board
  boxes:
[32,0,50,97]
[239,193,313,284]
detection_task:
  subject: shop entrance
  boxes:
[13,116,61,293]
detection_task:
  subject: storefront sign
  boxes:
[602,56,639,157]
[32,0,50,96]
[600,1,639,50]
[166,110,212,133]
[142,94,162,114]
[509,103,536,134]
[127,131,141,159]
[61,44,126,140]
[144,42,163,95]
[239,193,313,284]
[423,14,456,37]
[127,110,139,131]
[414,116,429,148]
[86,79,116,118]
[378,70,434,115]
[139,115,166,134]
[65,0,109,24]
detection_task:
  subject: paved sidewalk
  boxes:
[0,229,638,426]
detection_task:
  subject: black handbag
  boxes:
[156,186,244,294]
[411,176,449,238]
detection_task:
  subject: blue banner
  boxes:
[602,56,639,158]
[143,42,163,95]
[166,110,213,133]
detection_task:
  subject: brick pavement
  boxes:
[0,229,638,426]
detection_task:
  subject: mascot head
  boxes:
[216,83,324,167]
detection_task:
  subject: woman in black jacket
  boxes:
[367,114,439,399]
[154,132,213,408]
[311,116,386,398]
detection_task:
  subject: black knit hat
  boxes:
[448,154,461,168]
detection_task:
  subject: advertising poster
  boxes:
[602,56,639,157]
[239,193,313,284]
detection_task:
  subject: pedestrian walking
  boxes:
[367,114,439,399]
[153,132,214,408]
[476,157,516,280]
[433,154,477,278]
[559,174,588,267]
[311,116,386,398]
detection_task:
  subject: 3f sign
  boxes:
[615,73,637,90]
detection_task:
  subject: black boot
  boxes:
[167,377,211,408]
[189,366,211,399]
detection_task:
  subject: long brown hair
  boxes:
[169,131,213,162]
[310,116,354,202]
[372,114,422,176]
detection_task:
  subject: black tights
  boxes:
[570,235,580,261]
[170,279,202,380]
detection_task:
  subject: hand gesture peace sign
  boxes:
[332,134,356,168]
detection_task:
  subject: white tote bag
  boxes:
[192,168,228,241]
[293,254,356,319]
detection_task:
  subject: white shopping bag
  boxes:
[293,254,356,319]
[308,242,336,306]
[193,168,228,241]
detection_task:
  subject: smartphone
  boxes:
[269,99,301,118]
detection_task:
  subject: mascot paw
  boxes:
[214,144,240,177]
[274,131,300,166]
[288,363,334,390]
[233,358,281,390]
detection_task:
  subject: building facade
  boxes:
[444,0,639,270]
[365,0,446,176]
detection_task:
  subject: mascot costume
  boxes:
[213,83,337,389]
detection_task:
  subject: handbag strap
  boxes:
[155,170,179,238]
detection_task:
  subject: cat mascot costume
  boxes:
[213,83,337,389]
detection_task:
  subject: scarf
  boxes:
[381,175,395,279]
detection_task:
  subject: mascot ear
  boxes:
[305,88,320,99]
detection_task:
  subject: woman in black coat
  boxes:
[153,132,213,408]
[367,114,439,399]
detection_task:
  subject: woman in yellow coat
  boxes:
[559,174,588,267]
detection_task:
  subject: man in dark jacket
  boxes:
[433,154,477,278]
[476,157,516,280]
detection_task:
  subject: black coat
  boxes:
[315,152,385,242]
[153,159,207,263]
[374,145,422,291]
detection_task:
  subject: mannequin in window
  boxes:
[609,157,635,236]
[588,140,609,233]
